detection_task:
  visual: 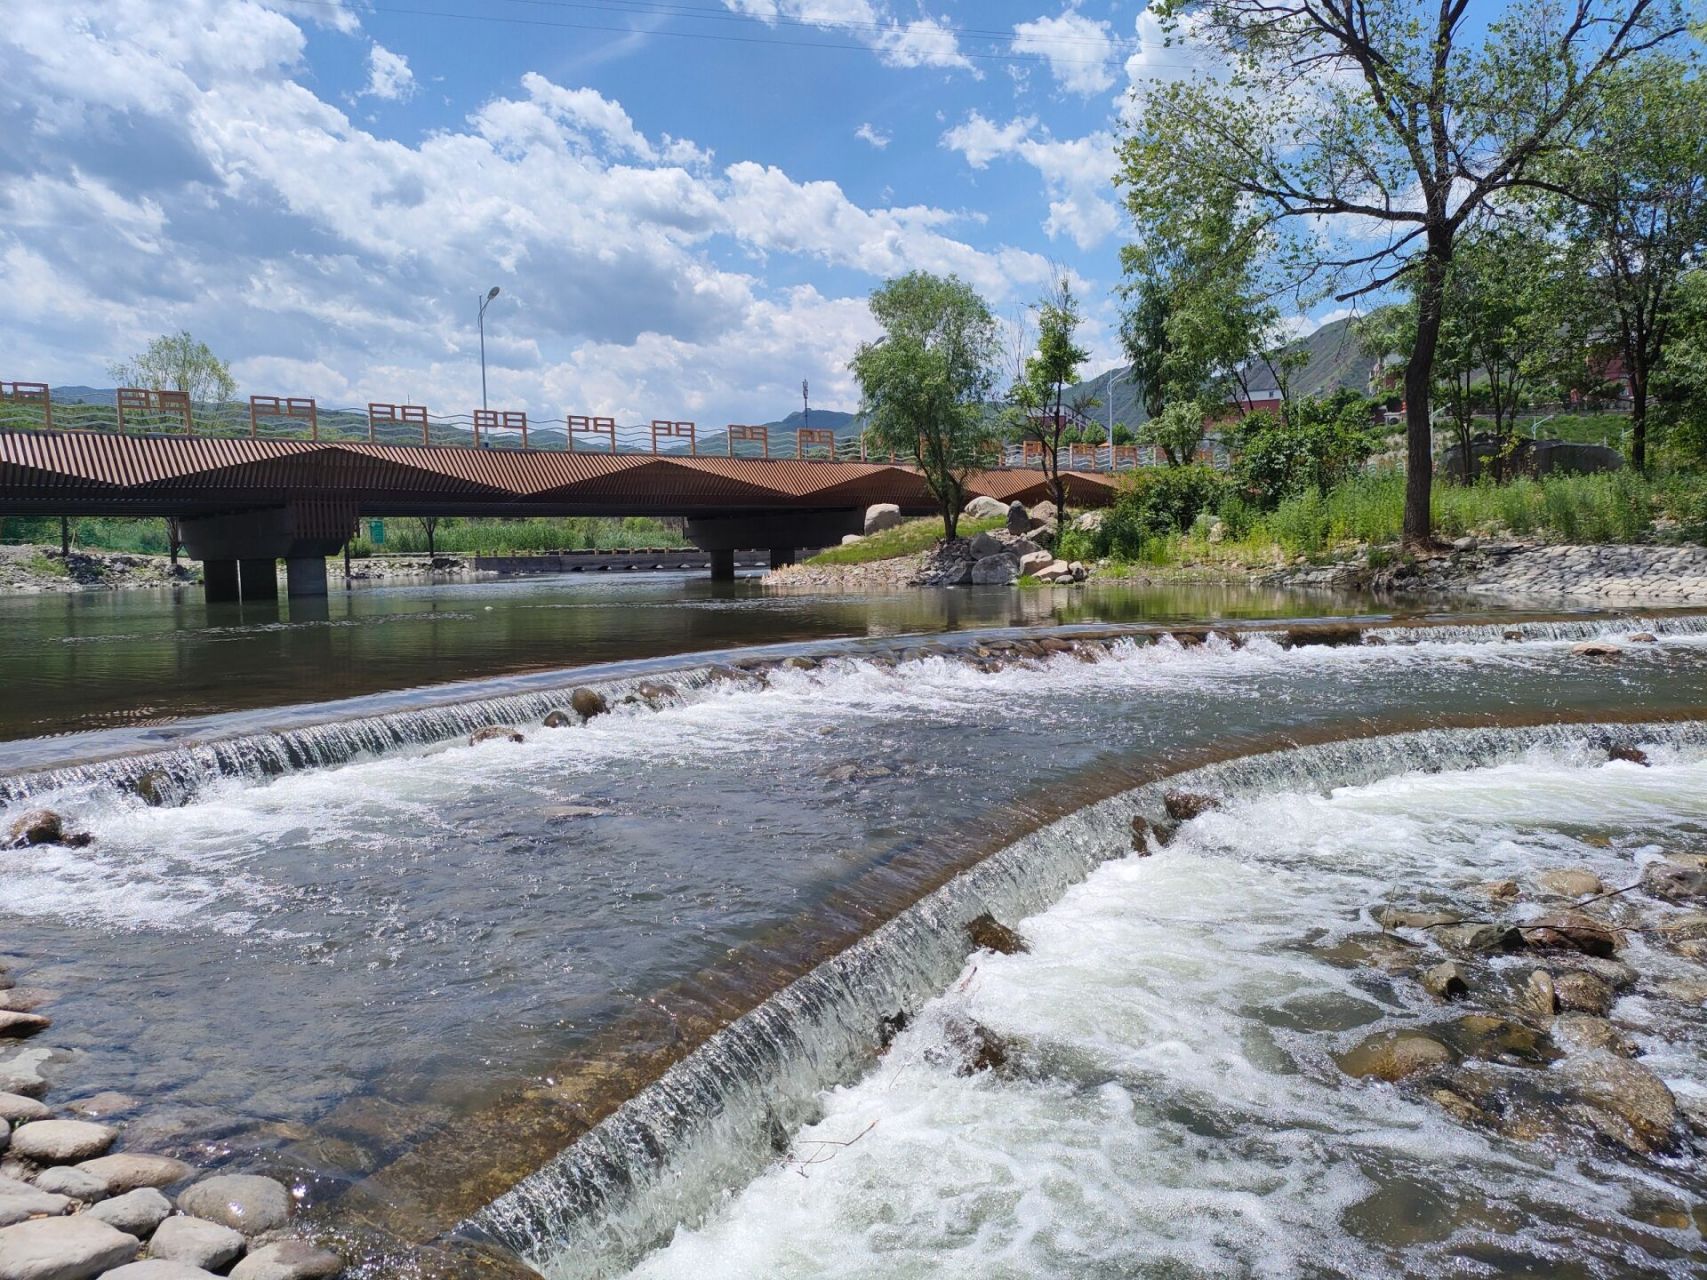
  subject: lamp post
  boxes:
[478,285,501,410]
[1105,365,1129,441]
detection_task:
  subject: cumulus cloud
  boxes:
[854,122,890,149]
[1012,10,1117,96]
[0,0,1046,423]
[942,112,1120,251]
[362,43,415,101]
[723,0,974,73]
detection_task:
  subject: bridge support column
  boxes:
[769,547,796,570]
[708,549,735,582]
[686,510,860,581]
[203,558,240,604]
[240,558,278,601]
[286,556,329,598]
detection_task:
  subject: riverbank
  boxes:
[0,546,482,594]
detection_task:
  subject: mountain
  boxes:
[1064,315,1377,429]
[50,386,119,405]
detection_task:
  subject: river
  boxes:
[0,572,1703,1278]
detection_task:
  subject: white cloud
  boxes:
[1012,10,1116,96]
[723,1,974,74]
[362,43,415,101]
[854,123,890,149]
[942,113,1120,251]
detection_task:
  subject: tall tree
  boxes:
[1549,56,1707,471]
[851,272,999,540]
[1119,0,1689,548]
[1018,273,1091,516]
[108,331,237,405]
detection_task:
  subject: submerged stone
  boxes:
[1557,1054,1679,1155]
[1522,912,1621,957]
[569,688,608,720]
[467,726,522,746]
[1337,1030,1455,1082]
[1534,868,1604,898]
[965,913,1028,956]
[1640,856,1707,902]
[5,810,62,848]
[1162,791,1218,822]
[1551,970,1614,1017]
[228,1241,344,1280]
[1421,961,1469,1001]
[176,1174,291,1236]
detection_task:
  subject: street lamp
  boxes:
[1105,365,1129,440]
[478,285,501,410]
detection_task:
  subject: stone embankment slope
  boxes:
[0,546,474,594]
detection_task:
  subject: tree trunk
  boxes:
[1629,369,1648,473]
[1403,243,1449,549]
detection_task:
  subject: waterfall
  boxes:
[467,718,1707,1279]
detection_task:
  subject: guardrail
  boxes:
[0,384,1169,473]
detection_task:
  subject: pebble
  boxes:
[0,1215,139,1278]
[0,1047,64,1099]
[175,1175,291,1236]
[229,1241,344,1279]
[85,1188,173,1238]
[30,1166,110,1202]
[147,1215,246,1270]
[10,1119,116,1164]
[75,1155,195,1193]
[64,1093,137,1120]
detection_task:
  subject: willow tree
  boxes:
[851,272,999,540]
[1118,0,1689,548]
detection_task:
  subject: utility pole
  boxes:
[478,286,501,410]
[802,379,809,432]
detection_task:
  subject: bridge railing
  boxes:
[0,385,1155,471]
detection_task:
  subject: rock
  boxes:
[1374,907,1463,931]
[569,688,607,720]
[1005,501,1029,535]
[1522,911,1621,956]
[1016,549,1054,577]
[863,504,903,535]
[839,534,863,545]
[963,495,1007,521]
[131,771,172,808]
[0,1093,50,1125]
[467,726,522,747]
[1535,868,1604,898]
[1434,923,1523,954]
[0,1179,71,1227]
[1552,970,1614,1016]
[965,913,1028,956]
[928,1015,1009,1076]
[634,681,677,704]
[1314,933,1423,975]
[1641,857,1707,902]
[1281,624,1365,649]
[147,1216,244,1270]
[10,1121,114,1164]
[1551,1014,1636,1057]
[0,1216,139,1278]
[1655,976,1707,1003]
[1129,815,1156,854]
[85,1189,172,1238]
[5,811,62,848]
[1608,743,1651,767]
[229,1241,344,1280]
[102,1264,221,1279]
[1522,970,1557,1019]
[1071,509,1105,533]
[1552,955,1639,990]
[1476,879,1519,901]
[1034,561,1075,583]
[967,531,1007,559]
[1337,1030,1455,1082]
[0,992,50,1014]
[1657,912,1707,944]
[63,1093,135,1120]
[1628,632,1658,643]
[1571,641,1621,658]
[541,710,574,729]
[969,554,1019,586]
[1028,500,1058,525]
[0,1012,49,1040]
[1162,791,1218,822]
[1421,961,1469,1000]
[174,1175,291,1236]
[29,1167,108,1203]
[0,1048,63,1100]
[1557,1054,1679,1154]
[74,1156,194,1194]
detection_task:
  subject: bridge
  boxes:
[0,430,1115,600]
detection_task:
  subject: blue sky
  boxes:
[1,1,1245,425]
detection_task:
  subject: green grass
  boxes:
[807,514,1005,565]
[346,516,688,557]
[24,553,68,577]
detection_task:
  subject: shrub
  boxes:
[1225,394,1381,508]
[1087,465,1228,560]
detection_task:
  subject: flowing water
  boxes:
[3,580,1707,1277]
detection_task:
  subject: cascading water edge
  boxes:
[462,716,1707,1280]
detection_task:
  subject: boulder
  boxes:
[1535,868,1604,898]
[1447,1013,1559,1066]
[1313,933,1422,976]
[5,811,62,849]
[1005,501,1029,535]
[541,710,574,729]
[131,771,172,808]
[75,1155,194,1194]
[1071,509,1105,533]
[175,1175,291,1236]
[569,688,608,720]
[1434,923,1523,954]
[1034,561,1075,583]
[862,504,903,535]
[1552,970,1614,1017]
[927,1015,1009,1076]
[10,1121,114,1164]
[1477,879,1519,901]
[1522,911,1621,956]
[1016,550,1054,577]
[64,1093,136,1120]
[0,1179,72,1228]
[1375,907,1462,931]
[1421,961,1469,1000]
[1521,970,1557,1020]
[0,1048,62,1100]
[229,1241,344,1280]
[965,913,1029,956]
[967,531,1006,559]
[467,726,522,747]
[1337,1030,1455,1082]
[1657,912,1707,944]
[1608,743,1651,767]
[1162,791,1218,822]
[148,1216,244,1271]
[963,495,1007,521]
[1558,1054,1679,1154]
[30,1167,108,1203]
[0,1093,50,1126]
[1028,500,1058,524]
[969,554,1019,586]
[1628,632,1659,643]
[1551,1014,1636,1058]
[86,1188,171,1239]
[0,1012,50,1040]
[0,1216,139,1279]
[1640,857,1707,902]
[1571,641,1621,658]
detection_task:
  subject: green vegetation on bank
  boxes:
[809,514,1004,566]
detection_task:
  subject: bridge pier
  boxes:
[240,558,278,601]
[769,548,796,570]
[686,510,859,581]
[286,556,329,598]
[203,558,241,604]
[708,549,735,582]
[179,504,354,603]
